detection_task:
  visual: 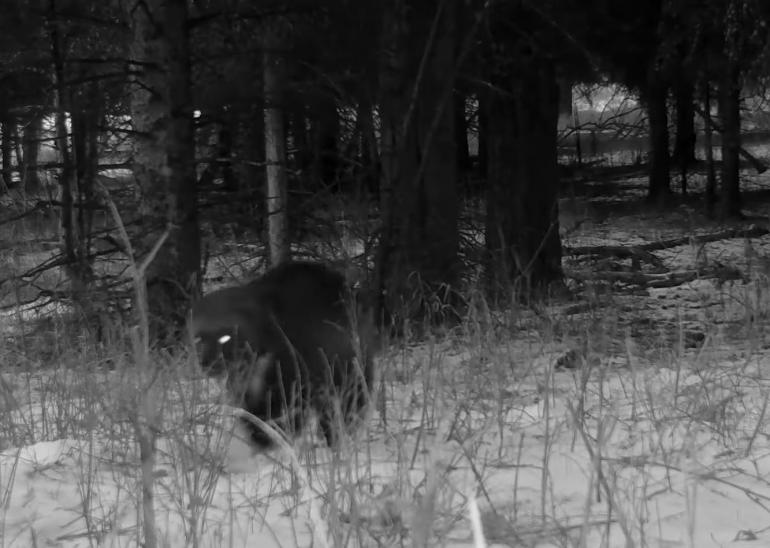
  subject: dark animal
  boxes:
[191,261,374,449]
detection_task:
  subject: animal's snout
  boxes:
[192,334,229,376]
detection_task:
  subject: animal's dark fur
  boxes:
[191,261,374,448]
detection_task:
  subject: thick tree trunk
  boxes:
[484,87,516,284]
[416,0,459,286]
[376,0,459,323]
[719,60,742,219]
[164,0,200,302]
[377,0,415,323]
[646,74,671,205]
[485,57,562,296]
[127,0,201,339]
[263,28,290,266]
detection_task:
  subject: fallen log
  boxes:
[564,264,743,288]
[565,225,769,257]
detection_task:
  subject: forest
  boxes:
[2,0,770,547]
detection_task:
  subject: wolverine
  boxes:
[191,261,374,449]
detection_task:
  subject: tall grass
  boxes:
[4,208,770,546]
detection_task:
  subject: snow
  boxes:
[5,336,770,547]
[6,169,770,546]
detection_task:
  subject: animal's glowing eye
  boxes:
[217,334,232,345]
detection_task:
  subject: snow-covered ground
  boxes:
[5,336,770,547]
[5,167,770,547]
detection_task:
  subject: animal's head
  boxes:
[190,285,268,376]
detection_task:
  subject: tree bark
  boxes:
[702,79,717,216]
[673,78,696,166]
[355,95,379,196]
[645,72,671,205]
[263,27,290,266]
[416,0,459,287]
[70,102,95,270]
[454,89,470,174]
[376,0,459,323]
[48,0,95,312]
[485,56,563,296]
[22,112,42,192]
[673,77,696,196]
[127,0,201,339]
[718,59,742,218]
[477,89,488,180]
[78,84,102,257]
[377,0,413,323]
[1,121,13,189]
[718,2,743,220]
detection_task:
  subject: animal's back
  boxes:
[254,261,367,387]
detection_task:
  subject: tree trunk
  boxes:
[164,0,200,305]
[572,106,583,165]
[645,73,671,205]
[454,0,470,178]
[485,56,562,296]
[1,121,13,189]
[702,79,717,216]
[71,82,101,263]
[416,0,459,287]
[673,78,696,166]
[355,95,379,196]
[556,77,573,133]
[376,0,415,324]
[477,90,488,180]
[22,112,42,192]
[11,125,22,187]
[376,0,459,324]
[718,59,742,219]
[70,107,92,269]
[127,0,201,339]
[454,89,470,174]
[48,0,95,313]
[53,100,78,279]
[263,28,290,266]
[484,86,516,286]
[673,77,696,196]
